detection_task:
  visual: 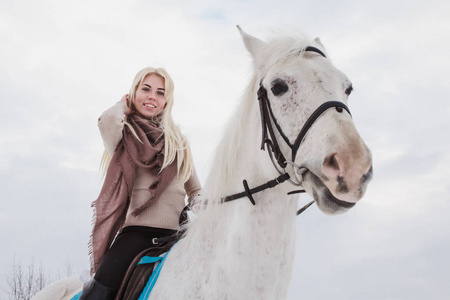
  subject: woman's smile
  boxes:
[134,74,166,119]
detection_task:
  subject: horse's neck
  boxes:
[198,81,298,259]
[165,89,298,298]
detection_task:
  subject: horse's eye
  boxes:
[271,79,288,96]
[345,85,353,96]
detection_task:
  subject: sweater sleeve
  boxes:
[185,165,202,203]
[97,101,128,157]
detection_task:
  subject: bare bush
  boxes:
[6,259,50,300]
[4,256,76,300]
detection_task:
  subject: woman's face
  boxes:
[134,74,167,119]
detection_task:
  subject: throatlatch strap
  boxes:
[222,173,291,204]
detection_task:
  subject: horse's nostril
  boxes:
[324,153,340,171]
[322,153,344,180]
[361,166,374,184]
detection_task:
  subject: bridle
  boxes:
[222,46,352,215]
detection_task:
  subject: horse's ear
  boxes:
[237,25,265,58]
[314,37,325,50]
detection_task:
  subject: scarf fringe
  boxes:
[88,198,96,275]
[88,165,128,275]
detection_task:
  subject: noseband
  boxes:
[223,46,352,215]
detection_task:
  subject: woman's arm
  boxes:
[97,96,130,157]
[185,165,202,204]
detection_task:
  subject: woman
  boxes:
[80,67,202,299]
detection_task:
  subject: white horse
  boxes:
[33,26,372,300]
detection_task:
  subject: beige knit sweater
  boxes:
[98,101,202,230]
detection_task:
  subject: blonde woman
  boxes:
[80,67,202,299]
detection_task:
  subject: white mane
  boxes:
[202,74,263,200]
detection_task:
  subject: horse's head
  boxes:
[239,27,373,215]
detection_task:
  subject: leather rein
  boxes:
[222,46,352,216]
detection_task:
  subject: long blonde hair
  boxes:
[100,67,193,182]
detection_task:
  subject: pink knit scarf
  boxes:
[89,114,177,274]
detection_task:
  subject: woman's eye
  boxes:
[157,91,165,96]
[142,87,150,92]
[271,79,288,96]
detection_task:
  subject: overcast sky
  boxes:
[1,0,450,299]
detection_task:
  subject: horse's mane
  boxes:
[202,73,261,201]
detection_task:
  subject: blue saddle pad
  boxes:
[70,250,171,300]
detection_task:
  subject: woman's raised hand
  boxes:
[121,94,133,115]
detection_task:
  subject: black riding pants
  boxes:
[94,226,177,290]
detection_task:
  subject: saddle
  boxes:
[114,206,189,300]
[114,239,176,300]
